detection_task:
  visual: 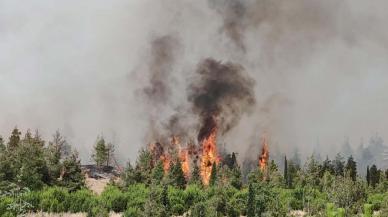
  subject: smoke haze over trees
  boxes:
[1,0,388,168]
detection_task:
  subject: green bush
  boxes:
[191,202,207,217]
[184,184,204,208]
[101,185,127,212]
[87,206,109,217]
[326,203,336,217]
[39,187,69,212]
[124,206,142,217]
[66,188,96,212]
[337,208,345,217]
[1,212,15,217]
[367,193,385,211]
[22,190,40,211]
[363,204,372,217]
[125,184,149,209]
[0,197,13,215]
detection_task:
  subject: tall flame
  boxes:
[179,149,190,178]
[200,127,218,185]
[258,136,269,171]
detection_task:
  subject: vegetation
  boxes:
[0,128,387,216]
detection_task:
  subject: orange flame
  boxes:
[258,136,269,171]
[179,149,190,178]
[160,154,171,173]
[200,127,218,185]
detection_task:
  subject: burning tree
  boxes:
[258,136,269,172]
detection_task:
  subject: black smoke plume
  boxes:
[143,35,179,105]
[188,58,256,142]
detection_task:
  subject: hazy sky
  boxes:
[1,0,388,163]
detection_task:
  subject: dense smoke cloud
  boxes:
[188,59,255,142]
[1,0,388,167]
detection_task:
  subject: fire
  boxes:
[179,148,190,178]
[258,136,269,171]
[200,127,218,185]
[160,154,171,173]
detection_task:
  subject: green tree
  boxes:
[59,151,85,191]
[168,159,186,189]
[106,143,115,167]
[333,153,345,177]
[247,183,255,217]
[122,161,137,186]
[152,160,165,185]
[369,164,380,188]
[161,184,170,214]
[366,166,370,186]
[230,167,243,189]
[0,136,5,152]
[135,148,153,185]
[13,132,49,189]
[92,137,108,167]
[190,162,202,185]
[46,131,68,184]
[320,156,334,177]
[209,163,217,187]
[8,127,21,150]
[284,155,288,187]
[345,155,357,182]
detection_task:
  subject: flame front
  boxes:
[179,149,190,178]
[160,154,171,173]
[258,136,269,171]
[200,127,218,185]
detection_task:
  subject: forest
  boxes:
[0,128,387,217]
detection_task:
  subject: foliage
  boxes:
[92,137,108,167]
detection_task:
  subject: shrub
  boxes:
[184,184,204,208]
[363,204,372,217]
[101,185,127,212]
[168,187,186,215]
[367,193,385,211]
[87,206,109,217]
[125,184,149,210]
[66,188,96,212]
[39,187,69,212]
[124,206,142,217]
[0,197,13,215]
[191,202,207,217]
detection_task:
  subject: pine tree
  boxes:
[152,160,165,185]
[190,162,202,185]
[93,137,108,167]
[135,148,153,185]
[0,136,5,152]
[59,151,85,191]
[369,164,380,188]
[366,166,370,186]
[333,153,345,176]
[209,163,217,186]
[284,156,288,187]
[345,155,357,181]
[161,184,170,214]
[169,159,186,189]
[46,131,68,183]
[122,161,137,186]
[231,166,242,189]
[8,127,21,150]
[231,152,238,168]
[106,143,115,167]
[247,183,255,217]
[321,156,334,176]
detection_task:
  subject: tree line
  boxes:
[0,127,388,216]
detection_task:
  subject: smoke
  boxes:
[188,58,255,142]
[1,0,388,166]
[142,35,179,105]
